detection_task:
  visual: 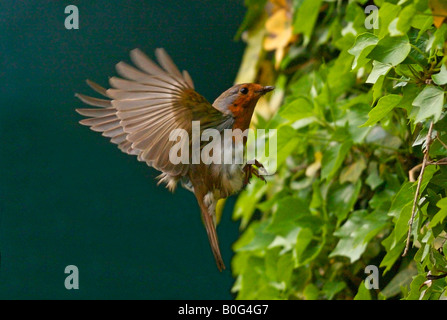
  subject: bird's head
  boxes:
[213,83,275,130]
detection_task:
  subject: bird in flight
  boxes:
[75,48,274,271]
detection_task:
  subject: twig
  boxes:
[427,158,447,165]
[403,121,434,257]
[409,163,422,182]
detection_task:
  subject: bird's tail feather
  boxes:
[198,199,225,271]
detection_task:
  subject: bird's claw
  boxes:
[243,160,268,185]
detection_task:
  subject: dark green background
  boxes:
[0,1,246,299]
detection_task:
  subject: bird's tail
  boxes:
[197,196,225,271]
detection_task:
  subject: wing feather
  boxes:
[76,48,234,181]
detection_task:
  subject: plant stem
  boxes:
[403,121,434,257]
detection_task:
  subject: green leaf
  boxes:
[335,210,389,247]
[365,161,384,190]
[360,94,403,127]
[293,0,324,45]
[366,61,392,84]
[388,182,413,219]
[330,209,388,262]
[354,281,372,300]
[339,157,367,184]
[412,86,445,123]
[277,252,294,286]
[429,197,447,228]
[322,281,346,300]
[381,262,418,299]
[377,2,401,38]
[294,228,313,266]
[327,181,362,224]
[330,237,367,263]
[405,274,427,300]
[234,220,275,252]
[234,0,267,40]
[426,23,447,53]
[367,35,411,66]
[388,18,403,37]
[348,33,379,70]
[267,196,310,236]
[303,283,320,300]
[432,64,447,85]
[279,97,314,121]
[321,141,353,180]
[380,238,405,274]
[395,5,416,36]
[233,179,268,229]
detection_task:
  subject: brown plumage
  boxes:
[75,48,274,271]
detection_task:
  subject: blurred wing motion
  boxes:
[75,48,229,177]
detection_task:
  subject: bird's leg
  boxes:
[243,160,267,185]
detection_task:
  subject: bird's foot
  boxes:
[243,160,268,185]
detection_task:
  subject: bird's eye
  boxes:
[240,87,248,95]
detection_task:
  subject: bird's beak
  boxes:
[260,86,275,95]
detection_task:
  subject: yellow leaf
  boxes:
[269,0,287,9]
[339,158,367,184]
[264,9,293,51]
[235,20,266,84]
[429,0,447,28]
[306,151,323,177]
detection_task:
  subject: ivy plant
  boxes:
[231,0,447,300]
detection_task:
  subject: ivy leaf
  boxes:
[321,141,352,181]
[354,281,372,300]
[432,64,447,85]
[388,18,403,37]
[303,283,320,300]
[267,196,310,236]
[330,237,367,263]
[366,61,392,84]
[327,181,362,224]
[274,125,301,169]
[429,197,447,228]
[377,2,401,38]
[234,220,275,252]
[412,86,445,123]
[322,281,346,300]
[365,161,384,190]
[381,262,418,299]
[330,209,388,262]
[429,0,447,28]
[426,24,447,52]
[367,35,411,66]
[381,221,411,274]
[348,33,378,70]
[233,179,268,229]
[360,94,403,127]
[339,157,367,184]
[294,228,313,266]
[279,96,314,121]
[293,0,323,45]
[388,5,416,37]
[405,274,427,300]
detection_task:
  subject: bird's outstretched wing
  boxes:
[76,48,233,177]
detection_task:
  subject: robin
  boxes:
[75,48,274,271]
